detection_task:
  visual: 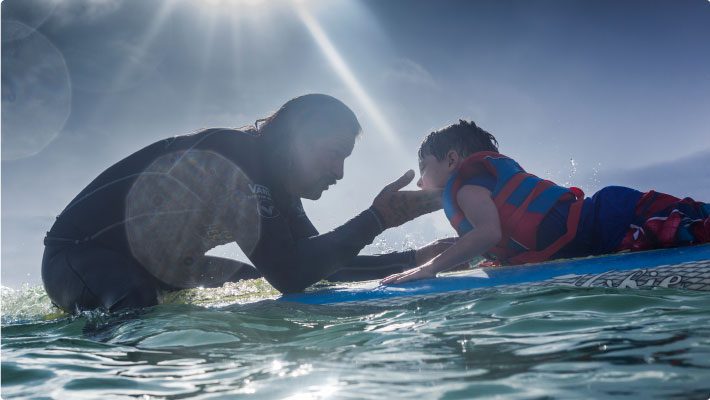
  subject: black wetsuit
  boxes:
[42,129,414,312]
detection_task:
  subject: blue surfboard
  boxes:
[281,245,710,306]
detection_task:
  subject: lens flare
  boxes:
[126,149,261,288]
[2,21,71,160]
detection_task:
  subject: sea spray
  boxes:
[1,284,65,324]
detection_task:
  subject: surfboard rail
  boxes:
[280,244,710,306]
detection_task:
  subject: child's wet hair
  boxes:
[418,119,499,161]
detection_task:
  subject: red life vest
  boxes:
[443,151,585,264]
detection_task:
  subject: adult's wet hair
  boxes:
[242,94,361,163]
[418,119,499,161]
[253,94,362,143]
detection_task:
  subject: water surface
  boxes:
[2,280,709,399]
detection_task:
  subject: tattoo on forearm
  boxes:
[381,191,442,227]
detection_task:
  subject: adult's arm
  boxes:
[287,198,417,276]
[196,130,441,292]
[249,207,389,293]
[344,251,415,270]
[249,172,441,293]
[334,237,456,280]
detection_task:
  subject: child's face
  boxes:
[417,153,458,190]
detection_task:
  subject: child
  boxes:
[382,120,710,285]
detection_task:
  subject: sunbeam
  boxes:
[102,0,176,95]
[293,2,403,151]
[184,5,220,125]
[86,0,178,132]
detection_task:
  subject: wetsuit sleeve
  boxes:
[288,201,416,273]
[249,206,394,293]
[284,201,416,282]
[324,250,416,282]
[344,251,416,270]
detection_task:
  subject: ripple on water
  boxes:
[2,282,710,398]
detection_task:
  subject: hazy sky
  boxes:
[2,0,709,287]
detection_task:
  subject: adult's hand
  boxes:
[381,264,436,285]
[372,170,442,229]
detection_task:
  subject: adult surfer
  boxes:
[42,94,446,312]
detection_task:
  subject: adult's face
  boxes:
[290,132,356,200]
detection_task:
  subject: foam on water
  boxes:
[1,278,282,326]
[1,285,66,325]
[159,278,280,307]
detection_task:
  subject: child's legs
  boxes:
[545,186,642,259]
[616,190,710,251]
[589,186,644,254]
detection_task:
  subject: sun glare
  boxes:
[165,0,406,158]
[293,2,404,150]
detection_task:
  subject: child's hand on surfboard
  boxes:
[372,170,442,229]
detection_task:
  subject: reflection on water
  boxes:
[2,283,710,399]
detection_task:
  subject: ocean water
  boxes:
[2,279,710,399]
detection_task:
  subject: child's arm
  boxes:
[381,185,502,285]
